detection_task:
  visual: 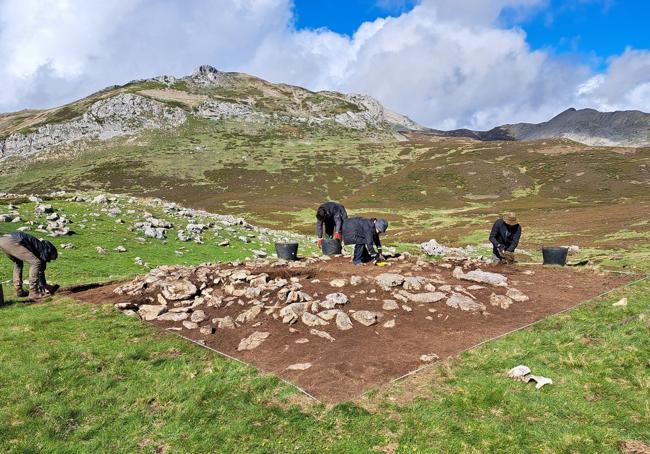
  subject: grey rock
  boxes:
[446,293,486,312]
[182,321,199,329]
[138,305,167,321]
[301,312,328,327]
[157,312,189,322]
[351,310,381,326]
[161,280,198,301]
[237,331,270,351]
[309,328,335,341]
[398,291,446,304]
[320,292,348,309]
[375,273,405,288]
[382,299,400,311]
[190,310,207,323]
[452,267,507,287]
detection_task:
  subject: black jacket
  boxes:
[316,202,348,238]
[489,219,521,252]
[9,232,56,263]
[342,217,381,255]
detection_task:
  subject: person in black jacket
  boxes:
[0,232,59,299]
[342,217,388,265]
[315,202,348,248]
[489,212,521,264]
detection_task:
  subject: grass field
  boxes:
[0,193,649,452]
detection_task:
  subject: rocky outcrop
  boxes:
[0,93,186,160]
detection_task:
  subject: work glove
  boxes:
[317,239,323,248]
[334,232,341,240]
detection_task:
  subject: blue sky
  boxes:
[293,0,650,70]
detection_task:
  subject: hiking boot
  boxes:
[28,291,47,301]
[15,288,29,298]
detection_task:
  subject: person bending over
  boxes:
[489,212,521,264]
[0,231,59,299]
[342,217,388,265]
[315,201,348,248]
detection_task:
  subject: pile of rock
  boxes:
[420,239,476,258]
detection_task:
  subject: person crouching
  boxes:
[489,212,521,264]
[0,232,59,299]
[342,217,388,265]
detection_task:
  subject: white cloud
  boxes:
[0,0,649,130]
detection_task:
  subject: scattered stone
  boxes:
[96,246,108,255]
[613,297,628,307]
[401,305,412,312]
[252,250,268,258]
[467,285,485,290]
[403,276,426,291]
[399,291,446,304]
[526,375,553,389]
[420,353,440,362]
[375,273,405,288]
[115,245,127,253]
[157,312,189,322]
[199,325,215,335]
[350,275,363,286]
[182,321,199,330]
[301,312,328,327]
[114,302,138,311]
[237,331,270,351]
[219,240,230,247]
[382,299,400,311]
[506,288,529,302]
[490,293,514,309]
[295,338,309,344]
[351,310,381,326]
[161,280,198,301]
[138,305,167,321]
[321,292,348,309]
[507,365,531,380]
[335,312,353,330]
[329,279,347,288]
[190,310,207,323]
[134,257,144,266]
[92,194,109,204]
[309,328,335,341]
[318,309,340,321]
[453,267,507,287]
[35,204,54,215]
[446,293,486,312]
[214,316,237,329]
[287,363,312,371]
[383,319,396,328]
[61,243,75,250]
[420,239,473,257]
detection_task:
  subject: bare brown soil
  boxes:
[71,257,632,403]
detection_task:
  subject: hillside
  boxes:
[0,65,423,160]
[436,107,650,147]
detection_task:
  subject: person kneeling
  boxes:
[489,212,521,264]
[341,217,389,265]
[0,232,59,299]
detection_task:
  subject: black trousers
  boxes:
[352,244,373,264]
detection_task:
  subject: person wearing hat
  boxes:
[0,231,60,299]
[341,217,388,265]
[489,212,521,264]
[315,201,348,248]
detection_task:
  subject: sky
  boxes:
[1,0,649,130]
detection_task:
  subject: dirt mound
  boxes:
[73,255,632,403]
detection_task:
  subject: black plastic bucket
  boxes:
[275,242,299,261]
[321,239,342,256]
[542,247,568,266]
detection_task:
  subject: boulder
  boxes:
[182,321,199,329]
[403,276,426,291]
[214,316,237,329]
[375,273,405,288]
[452,267,507,287]
[351,310,381,326]
[237,331,270,351]
[329,279,347,288]
[382,319,396,328]
[199,326,215,335]
[350,275,363,286]
[35,204,54,215]
[138,305,167,321]
[318,309,340,321]
[446,293,486,312]
[161,280,198,301]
